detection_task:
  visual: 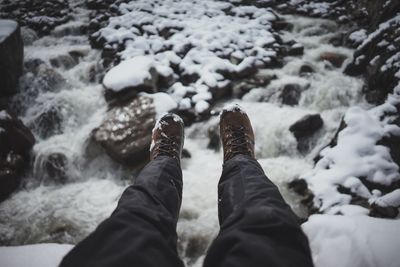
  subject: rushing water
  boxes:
[0,2,366,266]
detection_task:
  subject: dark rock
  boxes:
[0,0,71,36]
[299,64,314,76]
[319,52,347,68]
[280,84,302,106]
[0,169,19,201]
[377,116,400,168]
[288,179,309,196]
[0,110,35,201]
[272,20,293,31]
[176,109,197,127]
[0,110,35,157]
[0,20,23,97]
[233,74,275,98]
[369,203,399,219]
[207,125,220,151]
[182,148,191,159]
[290,114,324,153]
[92,96,156,166]
[287,43,304,56]
[290,114,323,140]
[344,3,400,105]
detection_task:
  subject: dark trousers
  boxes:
[60,155,314,267]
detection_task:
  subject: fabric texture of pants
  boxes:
[60,155,314,267]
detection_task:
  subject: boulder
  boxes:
[0,110,35,201]
[290,114,323,140]
[92,95,156,166]
[0,20,23,97]
[319,52,347,68]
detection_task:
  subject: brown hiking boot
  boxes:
[219,104,255,162]
[150,113,184,163]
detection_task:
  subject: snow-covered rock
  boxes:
[301,83,400,216]
[93,0,281,118]
[0,19,23,97]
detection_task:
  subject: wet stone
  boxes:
[93,95,156,166]
[280,84,302,106]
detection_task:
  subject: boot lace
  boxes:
[226,125,252,158]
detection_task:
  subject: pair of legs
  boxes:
[60,106,314,267]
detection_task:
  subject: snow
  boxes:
[349,29,367,45]
[303,215,400,267]
[0,19,18,43]
[2,214,400,267]
[0,110,11,120]
[103,56,172,92]
[302,84,400,213]
[96,0,279,105]
[0,244,72,267]
[144,92,178,117]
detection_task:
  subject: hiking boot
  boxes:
[150,113,184,163]
[219,104,255,162]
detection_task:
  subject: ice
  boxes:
[0,19,18,43]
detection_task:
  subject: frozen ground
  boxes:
[0,0,399,266]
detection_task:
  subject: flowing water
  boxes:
[0,2,366,266]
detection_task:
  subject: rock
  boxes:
[92,96,156,166]
[50,54,78,69]
[232,74,275,98]
[290,114,323,140]
[103,56,175,103]
[0,20,23,97]
[20,26,38,45]
[369,203,399,219]
[299,64,314,76]
[0,110,35,201]
[0,169,19,202]
[207,125,220,151]
[290,114,323,153]
[182,148,191,159]
[0,0,71,36]
[280,84,302,106]
[287,43,304,56]
[319,52,347,68]
[344,13,400,105]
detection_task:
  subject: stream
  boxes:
[0,1,366,266]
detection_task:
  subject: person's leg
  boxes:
[203,105,314,267]
[60,114,185,267]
